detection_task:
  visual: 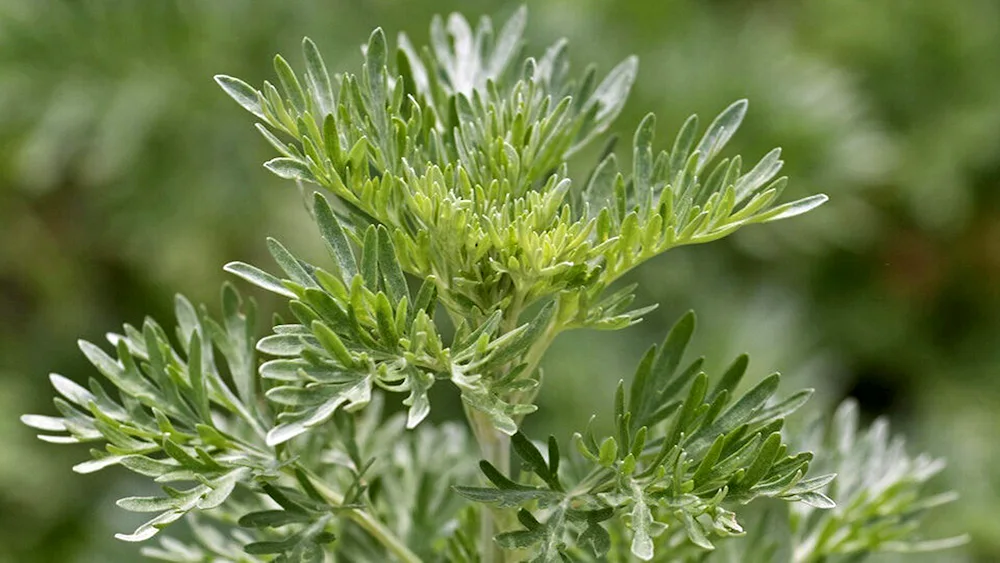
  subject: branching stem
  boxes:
[295,467,424,563]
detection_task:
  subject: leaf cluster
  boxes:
[215,7,826,328]
[227,191,559,442]
[456,313,833,561]
[788,400,968,561]
[22,287,369,561]
[22,285,271,542]
[327,397,478,561]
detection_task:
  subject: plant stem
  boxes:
[467,407,513,563]
[470,296,533,563]
[295,467,424,563]
[465,295,562,562]
[511,316,562,420]
[349,506,423,563]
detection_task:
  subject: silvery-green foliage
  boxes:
[455,313,832,562]
[22,7,962,562]
[215,6,824,325]
[788,400,968,562]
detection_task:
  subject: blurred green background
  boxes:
[2,1,997,561]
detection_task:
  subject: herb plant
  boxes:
[22,8,966,562]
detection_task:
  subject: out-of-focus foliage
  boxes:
[790,400,967,560]
[1,0,996,561]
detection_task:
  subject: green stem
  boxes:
[348,505,423,563]
[569,466,615,497]
[464,294,562,561]
[511,317,562,420]
[466,407,513,563]
[296,468,423,563]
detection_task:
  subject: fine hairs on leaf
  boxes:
[23,6,963,563]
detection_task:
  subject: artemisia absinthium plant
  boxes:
[23,7,966,562]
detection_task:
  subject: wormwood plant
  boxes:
[23,8,966,563]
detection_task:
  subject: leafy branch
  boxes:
[22,285,271,542]
[457,312,834,562]
[215,7,825,325]
[22,285,421,562]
